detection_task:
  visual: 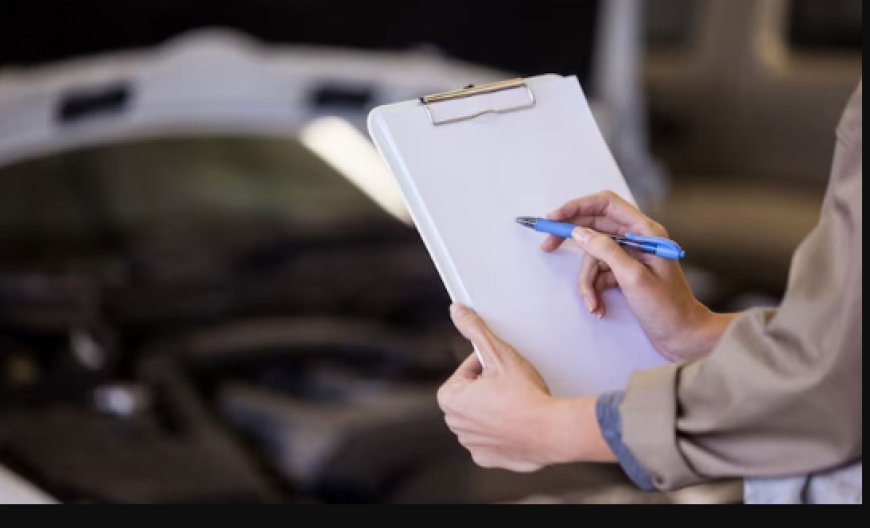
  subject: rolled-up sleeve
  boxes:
[595,391,656,490]
[619,83,863,490]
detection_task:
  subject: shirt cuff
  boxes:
[595,391,656,490]
[620,363,704,490]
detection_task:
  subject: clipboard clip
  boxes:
[419,77,536,126]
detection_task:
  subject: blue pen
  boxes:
[516,216,686,260]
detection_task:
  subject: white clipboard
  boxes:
[367,74,665,396]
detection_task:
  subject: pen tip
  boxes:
[516,216,535,228]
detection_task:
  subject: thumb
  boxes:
[449,304,508,372]
[444,352,483,386]
[572,227,648,288]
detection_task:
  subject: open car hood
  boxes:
[0,28,510,170]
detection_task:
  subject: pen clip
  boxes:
[624,232,683,252]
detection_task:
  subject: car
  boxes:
[0,6,689,501]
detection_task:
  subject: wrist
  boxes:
[535,397,616,465]
[667,302,737,361]
[687,305,737,355]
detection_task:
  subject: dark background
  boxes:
[1,1,600,84]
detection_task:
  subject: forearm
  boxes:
[649,299,739,363]
[536,393,662,492]
[538,396,616,465]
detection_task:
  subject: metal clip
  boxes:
[419,78,536,126]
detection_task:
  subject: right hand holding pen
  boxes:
[541,191,733,362]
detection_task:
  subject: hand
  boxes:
[436,304,614,471]
[541,191,734,362]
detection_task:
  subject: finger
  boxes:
[546,214,627,235]
[594,270,618,292]
[456,433,499,449]
[470,451,498,469]
[541,215,629,253]
[540,234,565,252]
[593,270,618,318]
[449,304,507,371]
[578,255,600,314]
[436,353,481,412]
[445,412,474,432]
[467,451,539,473]
[548,191,641,225]
[548,191,665,236]
[450,352,483,382]
[503,461,542,473]
[572,228,649,290]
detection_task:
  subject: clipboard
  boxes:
[367,74,665,396]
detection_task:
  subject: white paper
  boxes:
[368,74,666,397]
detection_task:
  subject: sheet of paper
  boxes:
[369,74,666,396]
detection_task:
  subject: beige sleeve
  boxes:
[619,82,863,490]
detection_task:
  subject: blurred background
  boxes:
[0,0,861,503]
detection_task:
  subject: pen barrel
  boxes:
[614,239,654,254]
[534,219,576,239]
[612,239,680,260]
[654,245,685,260]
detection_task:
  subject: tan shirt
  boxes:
[620,82,863,490]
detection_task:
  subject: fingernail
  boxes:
[597,311,604,320]
[450,303,469,318]
[572,227,593,245]
[586,299,596,313]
